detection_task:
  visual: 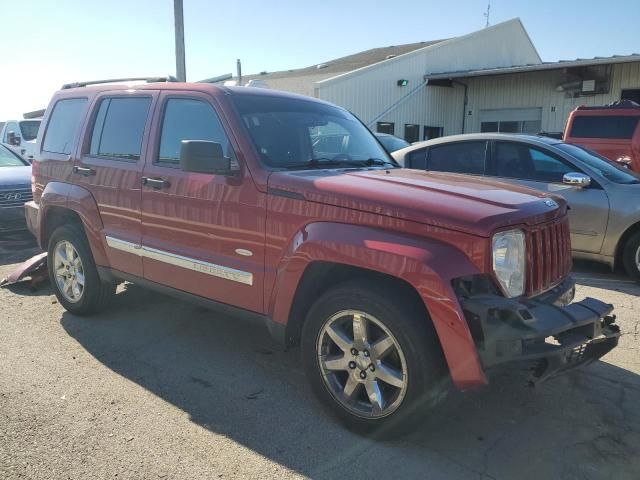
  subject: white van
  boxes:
[1,119,41,161]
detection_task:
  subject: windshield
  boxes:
[558,143,640,184]
[0,144,28,167]
[19,120,41,141]
[377,135,410,153]
[231,94,396,169]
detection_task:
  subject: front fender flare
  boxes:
[268,222,487,389]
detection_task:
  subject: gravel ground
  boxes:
[1,231,639,480]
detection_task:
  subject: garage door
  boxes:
[479,107,542,134]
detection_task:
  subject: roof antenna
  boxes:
[483,1,491,28]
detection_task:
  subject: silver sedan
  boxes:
[392,133,640,279]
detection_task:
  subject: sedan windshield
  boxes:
[377,135,410,153]
[231,94,396,169]
[0,145,28,167]
[19,120,41,141]
[558,143,640,184]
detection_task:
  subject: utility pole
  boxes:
[483,1,491,28]
[237,59,242,87]
[174,0,186,81]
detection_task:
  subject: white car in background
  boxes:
[1,119,41,161]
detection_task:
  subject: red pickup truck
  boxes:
[25,79,619,434]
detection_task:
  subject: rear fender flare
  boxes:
[40,182,109,267]
[268,222,486,389]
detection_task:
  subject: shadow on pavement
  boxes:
[61,284,640,480]
[0,230,41,267]
[572,260,640,296]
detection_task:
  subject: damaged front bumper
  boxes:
[460,279,620,385]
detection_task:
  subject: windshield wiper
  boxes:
[282,157,395,170]
[360,158,396,167]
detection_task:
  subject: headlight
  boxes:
[492,229,526,298]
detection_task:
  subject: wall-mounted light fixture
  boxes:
[397,79,409,86]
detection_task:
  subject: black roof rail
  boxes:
[62,76,178,89]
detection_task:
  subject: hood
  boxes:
[0,166,32,189]
[268,168,566,237]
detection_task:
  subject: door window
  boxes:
[158,98,230,166]
[42,98,88,155]
[494,142,573,183]
[4,122,18,142]
[89,97,151,160]
[427,141,486,174]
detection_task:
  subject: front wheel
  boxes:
[622,231,640,280]
[302,282,448,435]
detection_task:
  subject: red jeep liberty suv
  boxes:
[25,78,620,433]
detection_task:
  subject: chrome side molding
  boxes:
[105,235,253,286]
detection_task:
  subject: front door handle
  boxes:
[72,166,96,176]
[142,177,171,189]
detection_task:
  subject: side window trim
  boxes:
[84,94,153,163]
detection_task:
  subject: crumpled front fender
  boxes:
[268,222,488,389]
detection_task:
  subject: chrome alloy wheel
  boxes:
[316,310,408,419]
[53,240,85,303]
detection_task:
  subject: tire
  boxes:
[622,231,640,280]
[47,223,115,315]
[301,281,448,436]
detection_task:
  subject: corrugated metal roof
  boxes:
[210,40,446,84]
[425,54,640,80]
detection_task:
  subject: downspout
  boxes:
[451,79,468,134]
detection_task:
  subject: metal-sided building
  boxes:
[223,18,640,142]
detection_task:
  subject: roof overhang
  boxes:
[424,54,640,81]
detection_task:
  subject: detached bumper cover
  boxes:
[460,280,620,384]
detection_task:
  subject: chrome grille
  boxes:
[527,217,572,296]
[0,188,33,208]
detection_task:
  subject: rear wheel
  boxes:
[48,224,115,315]
[302,281,448,435]
[622,231,640,280]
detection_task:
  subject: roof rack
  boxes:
[62,76,178,89]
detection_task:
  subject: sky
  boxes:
[1,0,638,119]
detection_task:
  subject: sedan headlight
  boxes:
[492,229,526,298]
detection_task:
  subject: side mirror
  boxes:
[563,172,591,188]
[179,140,234,175]
[7,131,21,146]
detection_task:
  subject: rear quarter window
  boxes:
[42,98,88,155]
[569,115,640,139]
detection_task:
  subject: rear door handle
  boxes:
[72,166,96,176]
[142,177,171,189]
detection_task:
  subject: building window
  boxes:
[423,126,443,140]
[480,120,541,134]
[404,124,420,143]
[621,89,640,104]
[376,122,395,135]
